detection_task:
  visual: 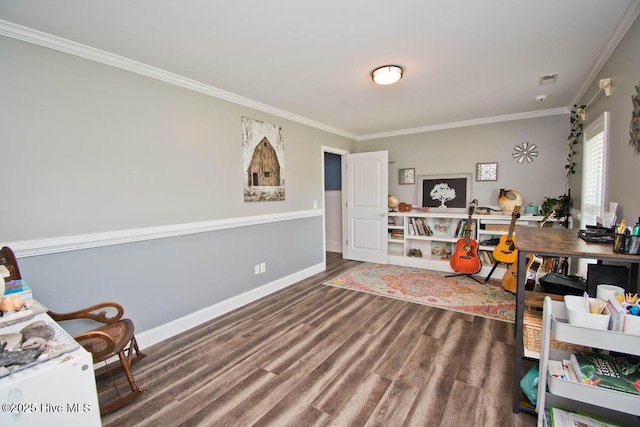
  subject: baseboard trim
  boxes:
[135,261,325,349]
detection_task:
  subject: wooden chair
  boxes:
[0,246,22,281]
[1,246,145,415]
[48,302,146,415]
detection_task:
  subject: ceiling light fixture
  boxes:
[372,65,403,85]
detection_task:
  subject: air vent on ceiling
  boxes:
[539,73,558,85]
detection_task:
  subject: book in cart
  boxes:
[550,406,623,427]
[570,351,640,396]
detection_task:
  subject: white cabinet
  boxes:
[0,313,101,427]
[536,297,640,426]
[387,211,550,276]
[388,212,469,271]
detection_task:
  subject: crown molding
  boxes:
[0,20,357,140]
[2,3,635,144]
[356,107,570,141]
[572,0,640,106]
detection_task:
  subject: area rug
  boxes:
[324,263,515,322]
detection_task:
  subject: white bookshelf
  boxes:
[387,211,552,277]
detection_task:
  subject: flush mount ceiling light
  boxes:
[372,65,403,85]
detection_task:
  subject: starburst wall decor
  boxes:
[512,142,538,164]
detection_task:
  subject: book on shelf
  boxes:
[570,350,640,396]
[407,219,416,235]
[550,406,623,427]
[479,250,495,265]
[424,219,433,236]
[544,256,569,275]
[410,217,432,236]
[390,230,404,239]
[421,218,432,236]
[409,218,420,235]
[454,220,471,238]
[453,220,461,237]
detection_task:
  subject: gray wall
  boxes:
[17,216,323,333]
[0,36,353,241]
[3,13,639,338]
[573,15,640,223]
[356,115,569,210]
[0,36,352,336]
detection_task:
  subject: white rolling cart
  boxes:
[536,296,640,426]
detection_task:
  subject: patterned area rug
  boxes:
[324,263,515,323]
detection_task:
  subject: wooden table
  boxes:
[512,226,640,413]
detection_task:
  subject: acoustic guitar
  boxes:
[501,212,555,293]
[492,205,521,264]
[450,202,482,274]
[501,253,543,293]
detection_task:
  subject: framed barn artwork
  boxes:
[242,117,285,202]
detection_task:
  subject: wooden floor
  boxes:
[101,252,537,426]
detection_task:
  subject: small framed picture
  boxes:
[399,168,415,185]
[476,162,498,181]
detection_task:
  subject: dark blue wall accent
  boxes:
[324,152,342,191]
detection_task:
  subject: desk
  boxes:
[0,313,101,426]
[512,226,640,413]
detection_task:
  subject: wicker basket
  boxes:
[523,309,590,354]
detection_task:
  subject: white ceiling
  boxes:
[1,1,639,140]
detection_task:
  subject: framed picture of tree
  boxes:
[416,173,472,212]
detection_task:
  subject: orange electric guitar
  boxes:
[492,205,521,264]
[450,202,482,274]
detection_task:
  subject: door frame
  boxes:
[321,146,350,264]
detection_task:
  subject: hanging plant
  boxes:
[630,83,640,155]
[566,104,586,184]
[541,194,572,220]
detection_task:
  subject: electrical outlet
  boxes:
[260,262,266,273]
[254,264,260,275]
[313,200,318,209]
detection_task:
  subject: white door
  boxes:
[343,151,389,263]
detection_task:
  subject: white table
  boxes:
[0,312,101,426]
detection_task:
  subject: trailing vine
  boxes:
[630,83,640,155]
[566,104,586,185]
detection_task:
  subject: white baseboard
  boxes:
[135,261,326,349]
